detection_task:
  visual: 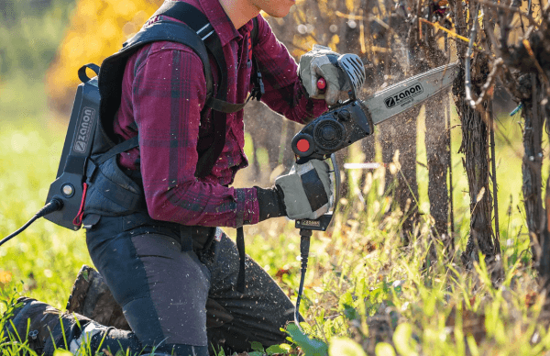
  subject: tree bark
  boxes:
[394,111,420,241]
[540,177,550,297]
[425,94,451,249]
[457,94,498,264]
[538,81,550,316]
[488,0,550,298]
[521,74,545,260]
[379,107,420,242]
[447,0,499,266]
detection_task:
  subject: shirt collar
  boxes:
[198,0,253,46]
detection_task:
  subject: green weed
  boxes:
[0,2,548,353]
[0,105,547,356]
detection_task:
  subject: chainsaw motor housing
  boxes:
[292,100,374,163]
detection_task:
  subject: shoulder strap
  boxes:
[153,1,255,114]
[123,21,214,98]
[251,17,259,46]
[249,16,264,101]
[97,20,214,149]
[152,1,211,35]
[151,1,248,178]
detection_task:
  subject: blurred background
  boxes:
[0,0,543,305]
[1,0,540,233]
[3,2,550,354]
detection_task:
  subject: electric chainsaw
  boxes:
[293,56,458,232]
[291,56,458,328]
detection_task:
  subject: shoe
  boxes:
[4,296,90,355]
[67,265,130,330]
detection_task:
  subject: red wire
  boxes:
[72,182,88,227]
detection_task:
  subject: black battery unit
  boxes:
[44,64,100,230]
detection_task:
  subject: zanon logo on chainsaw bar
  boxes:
[73,107,96,154]
[384,83,424,108]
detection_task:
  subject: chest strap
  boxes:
[153,1,264,113]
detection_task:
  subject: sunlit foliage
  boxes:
[46,0,163,112]
[3,0,550,354]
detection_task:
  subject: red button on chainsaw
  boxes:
[317,77,327,91]
[296,138,310,152]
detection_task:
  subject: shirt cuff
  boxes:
[255,186,286,221]
[235,188,260,226]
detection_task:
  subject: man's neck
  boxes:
[219,0,260,29]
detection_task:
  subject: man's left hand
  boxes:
[274,159,334,220]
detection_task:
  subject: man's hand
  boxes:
[299,45,351,105]
[275,159,334,220]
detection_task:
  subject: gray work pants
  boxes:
[86,215,296,355]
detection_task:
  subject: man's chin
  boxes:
[265,8,292,18]
[263,2,295,18]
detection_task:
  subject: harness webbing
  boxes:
[151,5,260,292]
[95,2,261,293]
[152,1,263,179]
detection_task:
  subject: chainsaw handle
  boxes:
[294,153,339,231]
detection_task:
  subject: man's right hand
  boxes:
[298,45,351,106]
[274,159,334,220]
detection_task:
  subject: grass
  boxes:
[1,73,549,355]
[1,1,550,353]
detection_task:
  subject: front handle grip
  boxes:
[295,154,339,231]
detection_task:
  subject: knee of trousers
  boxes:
[86,229,210,347]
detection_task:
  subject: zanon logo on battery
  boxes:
[73,107,96,153]
[384,83,424,108]
[298,220,321,227]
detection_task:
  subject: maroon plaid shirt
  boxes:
[113,0,327,228]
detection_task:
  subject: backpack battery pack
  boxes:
[42,2,260,231]
[44,64,100,230]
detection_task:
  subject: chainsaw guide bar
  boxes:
[363,62,459,125]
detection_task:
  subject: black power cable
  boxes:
[0,199,63,247]
[294,229,312,331]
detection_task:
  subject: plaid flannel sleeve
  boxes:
[132,43,259,228]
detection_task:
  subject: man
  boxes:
[5,0,351,355]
